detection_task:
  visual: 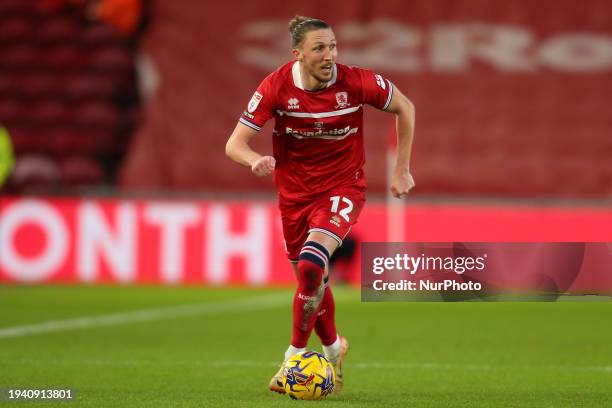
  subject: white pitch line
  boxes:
[0,292,289,340]
[361,362,612,373]
[2,359,611,374]
[209,361,612,374]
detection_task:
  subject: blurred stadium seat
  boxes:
[43,45,88,70]
[10,153,61,191]
[0,45,38,69]
[64,75,119,99]
[0,0,27,16]
[0,17,33,43]
[81,23,123,46]
[74,101,121,129]
[58,155,105,185]
[0,0,139,189]
[89,47,132,72]
[36,17,80,44]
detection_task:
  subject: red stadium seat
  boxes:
[74,101,120,128]
[10,153,61,190]
[0,0,29,16]
[36,17,80,43]
[0,100,25,123]
[89,47,132,71]
[44,45,88,69]
[0,45,38,69]
[64,75,118,99]
[59,155,105,185]
[81,23,123,46]
[0,17,33,43]
[0,75,15,95]
[50,129,116,154]
[17,74,64,97]
[28,100,70,125]
[4,127,39,154]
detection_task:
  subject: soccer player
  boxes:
[225,16,415,394]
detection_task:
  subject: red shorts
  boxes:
[280,184,366,261]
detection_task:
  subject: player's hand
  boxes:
[390,169,415,199]
[251,156,276,177]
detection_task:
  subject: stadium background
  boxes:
[0,0,611,406]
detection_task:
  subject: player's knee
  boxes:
[297,241,330,292]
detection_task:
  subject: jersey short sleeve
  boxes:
[239,75,276,132]
[357,68,394,111]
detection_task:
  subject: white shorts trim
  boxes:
[308,228,343,246]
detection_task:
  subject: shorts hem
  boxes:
[307,227,343,246]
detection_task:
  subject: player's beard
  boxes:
[313,66,333,85]
[313,73,330,85]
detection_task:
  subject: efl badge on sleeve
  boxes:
[375,74,386,90]
[248,91,263,113]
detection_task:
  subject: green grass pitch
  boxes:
[0,285,611,407]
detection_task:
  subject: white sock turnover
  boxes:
[285,345,306,361]
[322,335,342,359]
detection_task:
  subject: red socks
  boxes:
[290,241,329,348]
[314,285,337,346]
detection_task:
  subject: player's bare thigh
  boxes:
[289,231,339,279]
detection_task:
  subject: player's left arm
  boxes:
[384,87,416,199]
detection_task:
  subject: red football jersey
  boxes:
[239,61,394,204]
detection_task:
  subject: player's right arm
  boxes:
[225,76,277,177]
[225,123,275,177]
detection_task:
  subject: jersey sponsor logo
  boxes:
[288,97,300,109]
[375,74,386,90]
[285,125,358,140]
[334,92,350,109]
[247,91,263,113]
[242,111,255,120]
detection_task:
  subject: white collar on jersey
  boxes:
[291,61,337,90]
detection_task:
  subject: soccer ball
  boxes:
[282,351,335,400]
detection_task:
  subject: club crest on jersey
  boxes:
[335,92,349,109]
[288,97,300,110]
[248,91,263,113]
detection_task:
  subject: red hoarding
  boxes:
[1,197,611,287]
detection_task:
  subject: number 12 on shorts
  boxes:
[330,196,353,222]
